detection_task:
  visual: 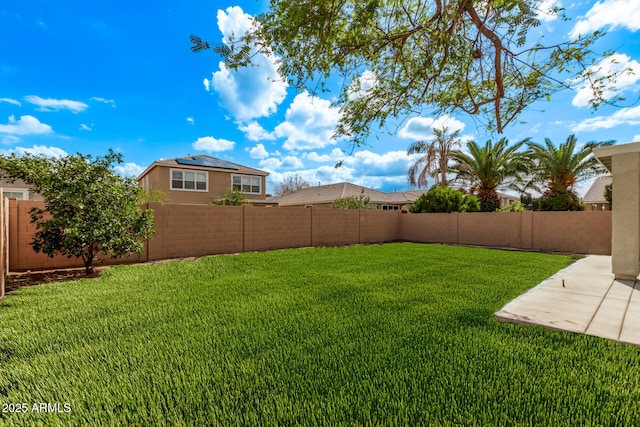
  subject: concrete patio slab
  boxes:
[495,255,640,346]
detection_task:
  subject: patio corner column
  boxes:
[611,152,640,279]
[594,142,640,280]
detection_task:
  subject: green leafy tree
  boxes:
[140,189,170,203]
[0,150,155,275]
[192,1,617,141]
[331,195,378,209]
[497,201,526,212]
[527,135,613,211]
[407,127,460,188]
[450,138,530,212]
[410,187,461,213]
[210,189,248,206]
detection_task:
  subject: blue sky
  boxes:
[1,0,639,195]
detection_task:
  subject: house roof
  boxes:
[137,154,269,180]
[275,182,428,206]
[583,175,612,204]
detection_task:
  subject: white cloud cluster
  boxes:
[114,162,145,177]
[24,95,88,113]
[572,53,640,108]
[259,155,304,170]
[570,0,640,38]
[348,70,378,100]
[238,121,275,141]
[90,97,116,108]
[536,0,562,23]
[192,136,235,152]
[398,115,466,140]
[572,104,640,131]
[247,143,269,159]
[209,6,288,122]
[274,92,342,150]
[0,98,21,107]
[0,145,67,158]
[0,115,53,136]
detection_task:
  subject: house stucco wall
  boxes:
[143,165,266,204]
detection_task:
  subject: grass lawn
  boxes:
[0,243,639,425]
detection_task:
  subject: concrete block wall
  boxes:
[312,209,360,246]
[7,200,612,272]
[244,206,312,252]
[399,210,611,255]
[146,203,244,260]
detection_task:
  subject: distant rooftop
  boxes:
[275,182,428,206]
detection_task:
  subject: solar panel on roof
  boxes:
[176,156,239,170]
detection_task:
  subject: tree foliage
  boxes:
[450,137,529,212]
[527,135,612,196]
[0,150,155,275]
[274,174,310,196]
[407,127,460,188]
[331,195,378,209]
[194,0,616,141]
[210,189,248,206]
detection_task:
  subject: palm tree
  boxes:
[407,127,461,188]
[450,138,530,212]
[527,135,613,210]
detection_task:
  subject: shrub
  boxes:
[497,201,526,212]
[537,191,584,211]
[460,194,481,212]
[410,187,462,213]
[331,195,377,209]
[210,189,247,206]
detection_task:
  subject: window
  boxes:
[170,169,207,191]
[1,188,29,200]
[232,175,261,194]
[382,205,399,211]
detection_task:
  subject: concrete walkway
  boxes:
[495,255,640,346]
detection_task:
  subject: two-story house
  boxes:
[137,155,270,205]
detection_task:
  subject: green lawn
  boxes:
[0,243,639,425]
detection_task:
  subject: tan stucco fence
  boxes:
[3,199,612,275]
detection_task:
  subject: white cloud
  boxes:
[572,104,640,131]
[186,117,195,125]
[79,123,92,131]
[192,136,235,152]
[247,143,269,159]
[570,0,640,38]
[210,6,288,121]
[114,162,145,177]
[1,145,67,158]
[572,53,640,107]
[259,155,304,170]
[348,70,378,100]
[24,95,88,113]
[343,150,421,178]
[398,115,466,140]
[536,0,562,22]
[633,134,640,142]
[263,149,422,193]
[0,115,53,135]
[0,98,21,107]
[238,121,275,141]
[305,148,345,163]
[203,78,210,92]
[90,97,116,107]
[274,92,342,151]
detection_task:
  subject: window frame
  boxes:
[169,168,208,192]
[231,174,262,195]
[1,188,29,200]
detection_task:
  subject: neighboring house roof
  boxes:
[583,175,612,204]
[276,182,429,206]
[137,154,269,180]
